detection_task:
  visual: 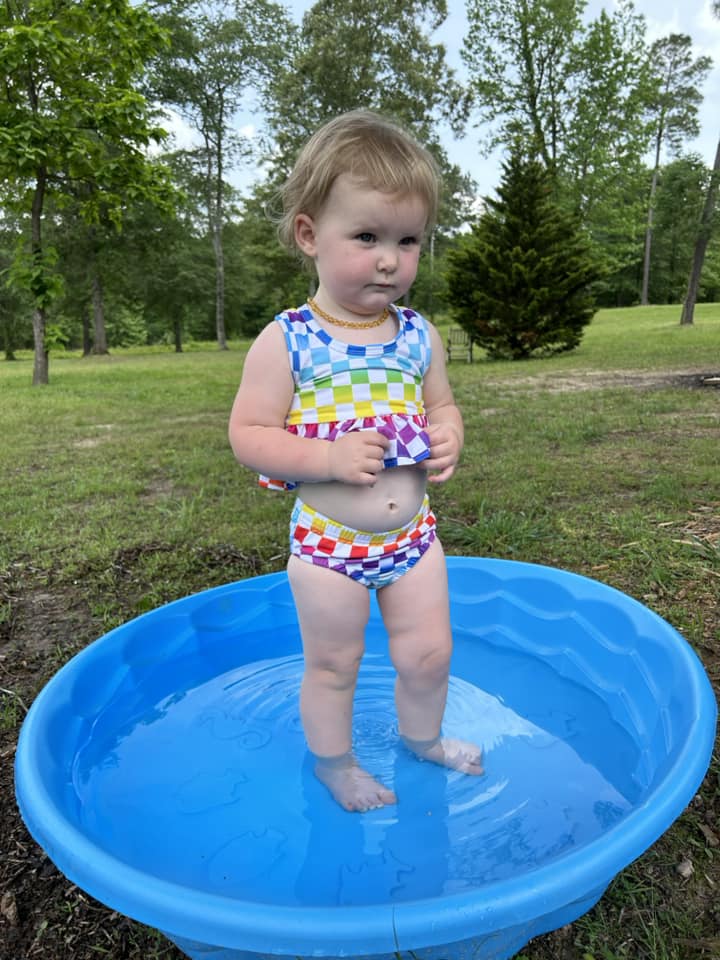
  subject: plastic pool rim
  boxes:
[15,557,717,955]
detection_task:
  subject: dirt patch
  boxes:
[0,570,119,960]
[676,372,720,390]
[0,550,259,960]
[489,367,720,394]
[72,424,115,449]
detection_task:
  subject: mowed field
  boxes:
[1,303,718,960]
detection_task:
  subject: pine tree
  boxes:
[446,148,601,359]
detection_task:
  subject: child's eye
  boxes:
[400,236,419,246]
[356,232,376,243]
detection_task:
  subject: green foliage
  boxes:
[7,244,64,309]
[561,5,656,219]
[267,0,464,156]
[463,0,585,158]
[263,0,470,233]
[43,321,70,351]
[0,0,173,220]
[410,234,451,320]
[640,34,713,304]
[0,0,178,381]
[0,220,32,357]
[649,156,709,304]
[463,0,655,203]
[586,167,648,307]
[462,0,658,305]
[150,0,292,348]
[105,305,148,348]
[646,34,712,156]
[445,148,601,359]
[227,185,312,334]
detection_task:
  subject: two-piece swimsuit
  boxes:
[260,303,437,589]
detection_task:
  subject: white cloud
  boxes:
[159,106,202,151]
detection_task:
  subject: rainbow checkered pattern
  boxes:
[260,304,432,491]
[289,495,436,588]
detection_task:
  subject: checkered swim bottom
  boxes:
[289,495,436,589]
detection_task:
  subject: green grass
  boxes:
[1,303,719,959]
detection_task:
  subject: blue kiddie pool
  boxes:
[15,558,717,960]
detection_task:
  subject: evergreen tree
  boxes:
[445,148,601,360]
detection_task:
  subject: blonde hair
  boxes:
[277,110,440,262]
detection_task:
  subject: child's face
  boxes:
[295,174,428,318]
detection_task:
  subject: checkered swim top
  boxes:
[260,303,433,491]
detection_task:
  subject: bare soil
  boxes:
[484,366,720,394]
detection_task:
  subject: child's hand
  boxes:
[328,431,389,485]
[422,423,462,483]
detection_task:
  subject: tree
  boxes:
[562,7,657,219]
[463,0,582,165]
[588,169,647,308]
[262,0,473,229]
[640,34,711,305]
[98,150,217,350]
[680,136,720,324]
[680,0,720,326]
[0,0,175,384]
[462,0,656,222]
[151,0,291,350]
[265,0,466,169]
[0,216,31,359]
[648,156,708,304]
[445,146,601,360]
[259,0,473,313]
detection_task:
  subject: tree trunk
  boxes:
[641,130,663,306]
[31,305,49,385]
[90,242,109,353]
[82,303,92,356]
[31,169,49,385]
[681,133,720,326]
[213,159,227,350]
[174,318,183,353]
[2,320,17,361]
[206,110,227,351]
[213,218,227,349]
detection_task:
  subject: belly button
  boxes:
[388,499,398,512]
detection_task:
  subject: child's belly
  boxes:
[297,465,428,532]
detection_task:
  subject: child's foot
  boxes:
[314,752,397,812]
[402,734,484,775]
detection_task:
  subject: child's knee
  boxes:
[306,647,364,687]
[396,644,450,687]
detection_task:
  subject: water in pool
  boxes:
[72,623,637,907]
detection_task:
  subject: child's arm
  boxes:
[420,323,464,484]
[229,322,388,485]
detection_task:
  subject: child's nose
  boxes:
[377,246,398,272]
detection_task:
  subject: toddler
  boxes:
[229,109,483,812]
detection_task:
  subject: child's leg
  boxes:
[378,537,484,775]
[287,555,397,812]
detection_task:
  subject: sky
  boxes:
[166,0,720,199]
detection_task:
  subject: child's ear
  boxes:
[294,214,317,257]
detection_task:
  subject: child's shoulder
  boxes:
[394,304,436,339]
[274,303,310,325]
[395,303,431,324]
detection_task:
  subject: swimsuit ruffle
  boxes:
[259,414,431,492]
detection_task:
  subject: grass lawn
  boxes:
[1,303,719,960]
